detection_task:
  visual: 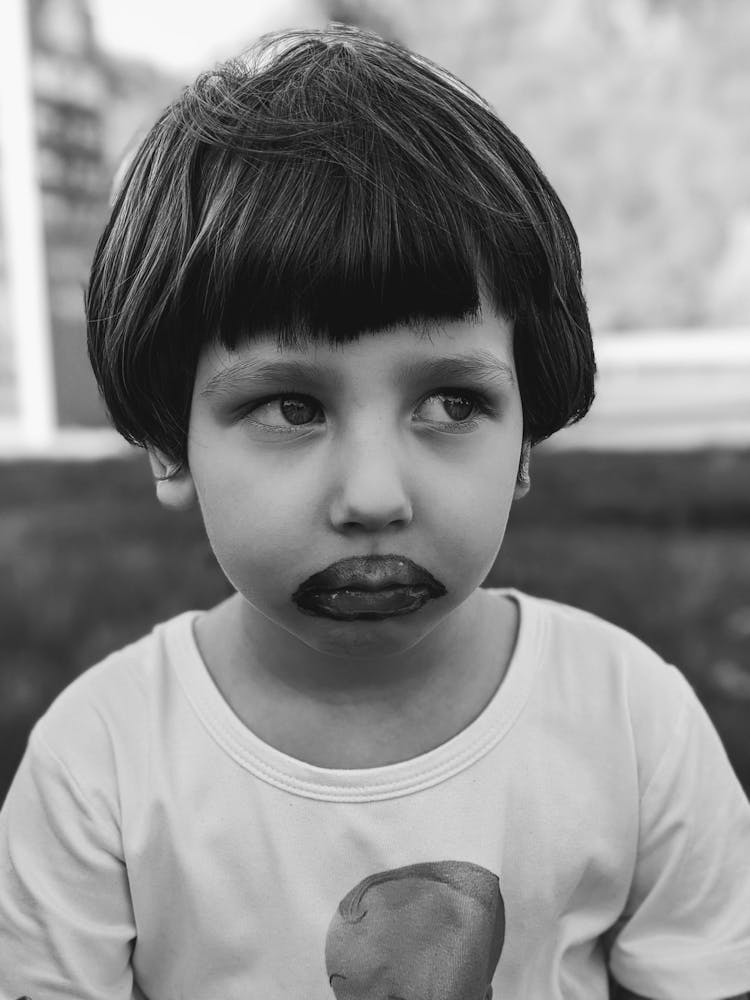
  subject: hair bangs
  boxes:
[179,151,523,355]
[166,35,555,353]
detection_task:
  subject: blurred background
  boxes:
[0,0,748,804]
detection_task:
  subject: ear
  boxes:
[513,438,531,501]
[146,447,197,511]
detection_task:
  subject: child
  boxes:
[1,22,749,1000]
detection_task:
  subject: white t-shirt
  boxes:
[1,589,749,1000]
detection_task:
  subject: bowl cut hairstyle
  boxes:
[86,23,596,469]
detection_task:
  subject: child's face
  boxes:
[160,310,524,662]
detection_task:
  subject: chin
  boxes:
[299,615,438,656]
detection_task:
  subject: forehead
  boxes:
[195,313,516,395]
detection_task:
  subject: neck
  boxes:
[243,588,491,697]
[194,588,518,768]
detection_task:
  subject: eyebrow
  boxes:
[199,350,515,398]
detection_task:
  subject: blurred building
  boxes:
[0,0,188,450]
[0,0,109,444]
[29,0,110,427]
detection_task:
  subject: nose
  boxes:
[329,422,413,532]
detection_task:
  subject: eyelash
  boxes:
[239,387,498,435]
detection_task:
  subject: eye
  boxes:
[242,393,323,433]
[416,389,492,430]
[241,387,496,434]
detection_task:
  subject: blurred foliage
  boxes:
[327,0,750,330]
[2,448,749,805]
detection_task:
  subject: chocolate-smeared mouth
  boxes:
[294,584,437,620]
[292,555,447,620]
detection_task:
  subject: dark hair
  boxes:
[86,23,595,468]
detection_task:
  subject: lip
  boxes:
[292,555,447,621]
[294,585,436,621]
[293,555,447,596]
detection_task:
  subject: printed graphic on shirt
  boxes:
[325,860,505,1000]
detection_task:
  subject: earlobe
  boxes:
[146,447,197,511]
[513,438,531,500]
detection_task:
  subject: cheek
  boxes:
[192,435,302,525]
[202,510,299,605]
[432,449,519,527]
[191,461,304,589]
[415,463,517,583]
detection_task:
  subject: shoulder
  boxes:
[515,587,688,697]
[39,610,199,728]
[28,610,201,797]
[502,588,698,788]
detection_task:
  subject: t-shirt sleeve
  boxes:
[0,723,138,999]
[607,669,750,1000]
